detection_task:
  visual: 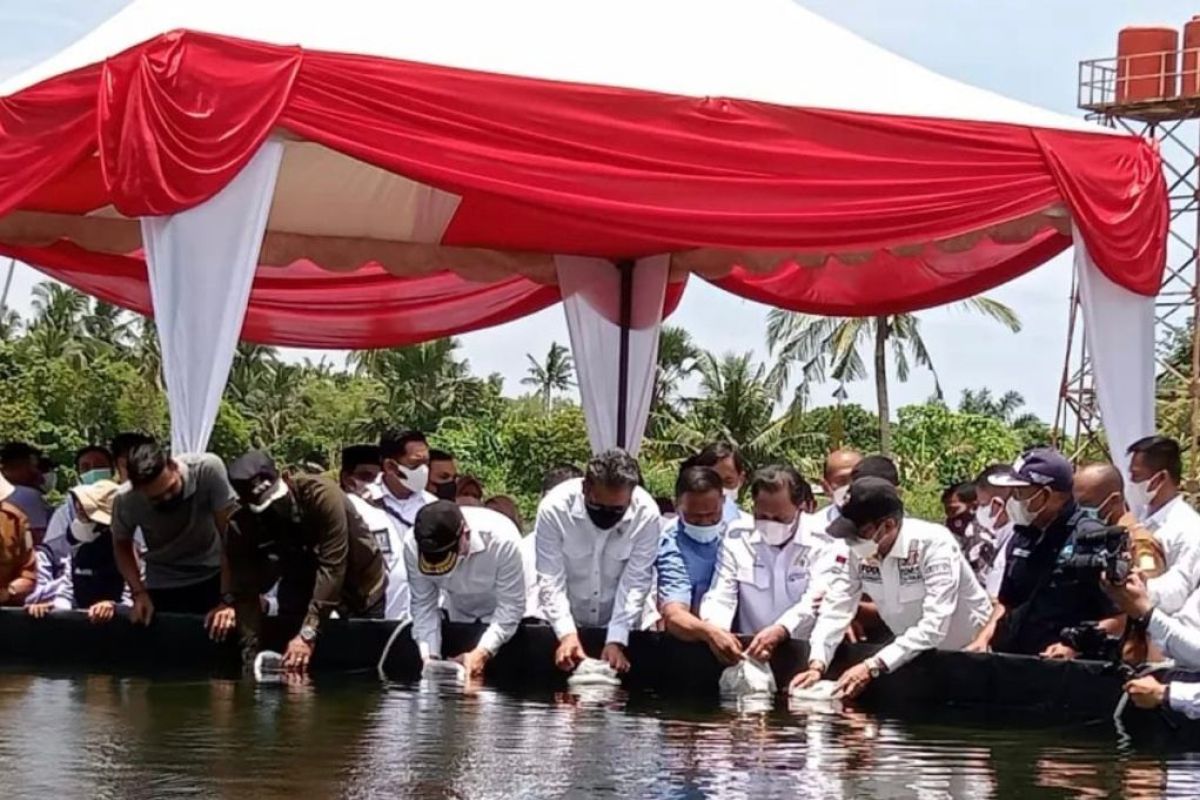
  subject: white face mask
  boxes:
[755,518,796,547]
[973,505,995,534]
[831,485,851,508]
[398,463,429,494]
[1127,475,1160,519]
[1005,494,1037,527]
[722,487,739,504]
[848,537,878,560]
[682,520,724,544]
[70,518,100,544]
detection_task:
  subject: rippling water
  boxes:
[2,669,1198,799]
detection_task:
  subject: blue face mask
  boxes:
[80,468,113,486]
[682,520,723,544]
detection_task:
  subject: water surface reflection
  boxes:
[1,671,1197,799]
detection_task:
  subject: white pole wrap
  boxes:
[141,139,284,454]
[557,254,669,456]
[1074,223,1156,471]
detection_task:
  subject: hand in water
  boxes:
[834,663,873,700]
[601,642,631,673]
[283,636,314,673]
[455,647,491,678]
[205,604,236,642]
[789,668,824,692]
[555,633,586,672]
[746,624,788,663]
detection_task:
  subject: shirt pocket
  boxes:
[735,560,768,589]
[897,580,926,604]
[784,568,810,602]
[600,534,635,585]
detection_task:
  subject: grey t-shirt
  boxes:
[112,453,239,590]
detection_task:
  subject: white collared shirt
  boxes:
[700,517,835,636]
[808,518,993,672]
[534,478,660,645]
[1145,584,1200,670]
[348,493,409,620]
[805,504,841,538]
[405,505,526,659]
[1144,495,1200,614]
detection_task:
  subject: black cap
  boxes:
[851,455,899,487]
[828,477,904,539]
[228,450,281,511]
[413,500,465,576]
[987,447,1073,493]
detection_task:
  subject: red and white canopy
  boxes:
[0,0,1166,456]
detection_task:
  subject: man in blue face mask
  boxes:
[657,466,743,665]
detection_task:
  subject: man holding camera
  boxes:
[967,448,1120,656]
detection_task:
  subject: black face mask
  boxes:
[586,502,627,531]
[946,512,973,537]
[432,480,458,501]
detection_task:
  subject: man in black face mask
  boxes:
[227,451,387,673]
[112,445,240,638]
[428,449,460,502]
[534,448,660,674]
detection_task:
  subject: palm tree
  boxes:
[767,298,1021,454]
[521,341,575,413]
[29,282,87,337]
[351,338,484,432]
[652,325,701,418]
[130,316,164,390]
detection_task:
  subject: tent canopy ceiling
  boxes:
[0,0,1167,348]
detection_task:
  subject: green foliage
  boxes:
[891,403,1022,488]
[1,280,1049,523]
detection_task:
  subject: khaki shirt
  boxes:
[0,501,35,600]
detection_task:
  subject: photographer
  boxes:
[969,449,1121,657]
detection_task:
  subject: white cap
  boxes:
[0,473,13,504]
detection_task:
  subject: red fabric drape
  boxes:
[0,30,1168,344]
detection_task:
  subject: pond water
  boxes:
[2,670,1198,799]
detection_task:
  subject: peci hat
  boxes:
[413,500,466,576]
[227,450,286,512]
[987,448,1073,493]
[69,479,120,526]
[827,477,904,539]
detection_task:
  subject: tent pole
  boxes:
[616,259,634,449]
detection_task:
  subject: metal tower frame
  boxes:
[1058,55,1200,489]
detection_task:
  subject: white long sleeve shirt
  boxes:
[534,478,660,646]
[699,517,835,637]
[1167,681,1200,720]
[808,518,993,672]
[1144,496,1200,614]
[1145,582,1200,670]
[405,506,526,659]
[348,493,409,620]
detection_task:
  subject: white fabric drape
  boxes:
[558,254,669,456]
[1074,223,1156,470]
[141,140,284,454]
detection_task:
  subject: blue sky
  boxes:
[0,0,1190,422]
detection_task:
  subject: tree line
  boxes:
[0,281,1058,523]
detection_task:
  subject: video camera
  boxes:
[1059,621,1123,663]
[1057,522,1131,586]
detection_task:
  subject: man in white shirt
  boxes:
[407,500,527,677]
[1126,436,1200,614]
[972,464,1016,598]
[699,464,836,662]
[340,444,409,620]
[807,448,863,538]
[791,477,992,699]
[535,449,659,674]
[372,429,435,563]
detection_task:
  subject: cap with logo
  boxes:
[227,450,286,512]
[413,500,466,576]
[69,479,120,526]
[987,447,1073,493]
[827,476,904,539]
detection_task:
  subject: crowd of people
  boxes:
[2,427,1200,719]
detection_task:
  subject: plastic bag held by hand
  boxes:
[422,658,468,683]
[789,679,839,701]
[719,658,777,697]
[567,657,623,687]
[253,651,285,684]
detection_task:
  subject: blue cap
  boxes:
[987,447,1073,493]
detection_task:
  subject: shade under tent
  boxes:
[0,0,1167,461]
